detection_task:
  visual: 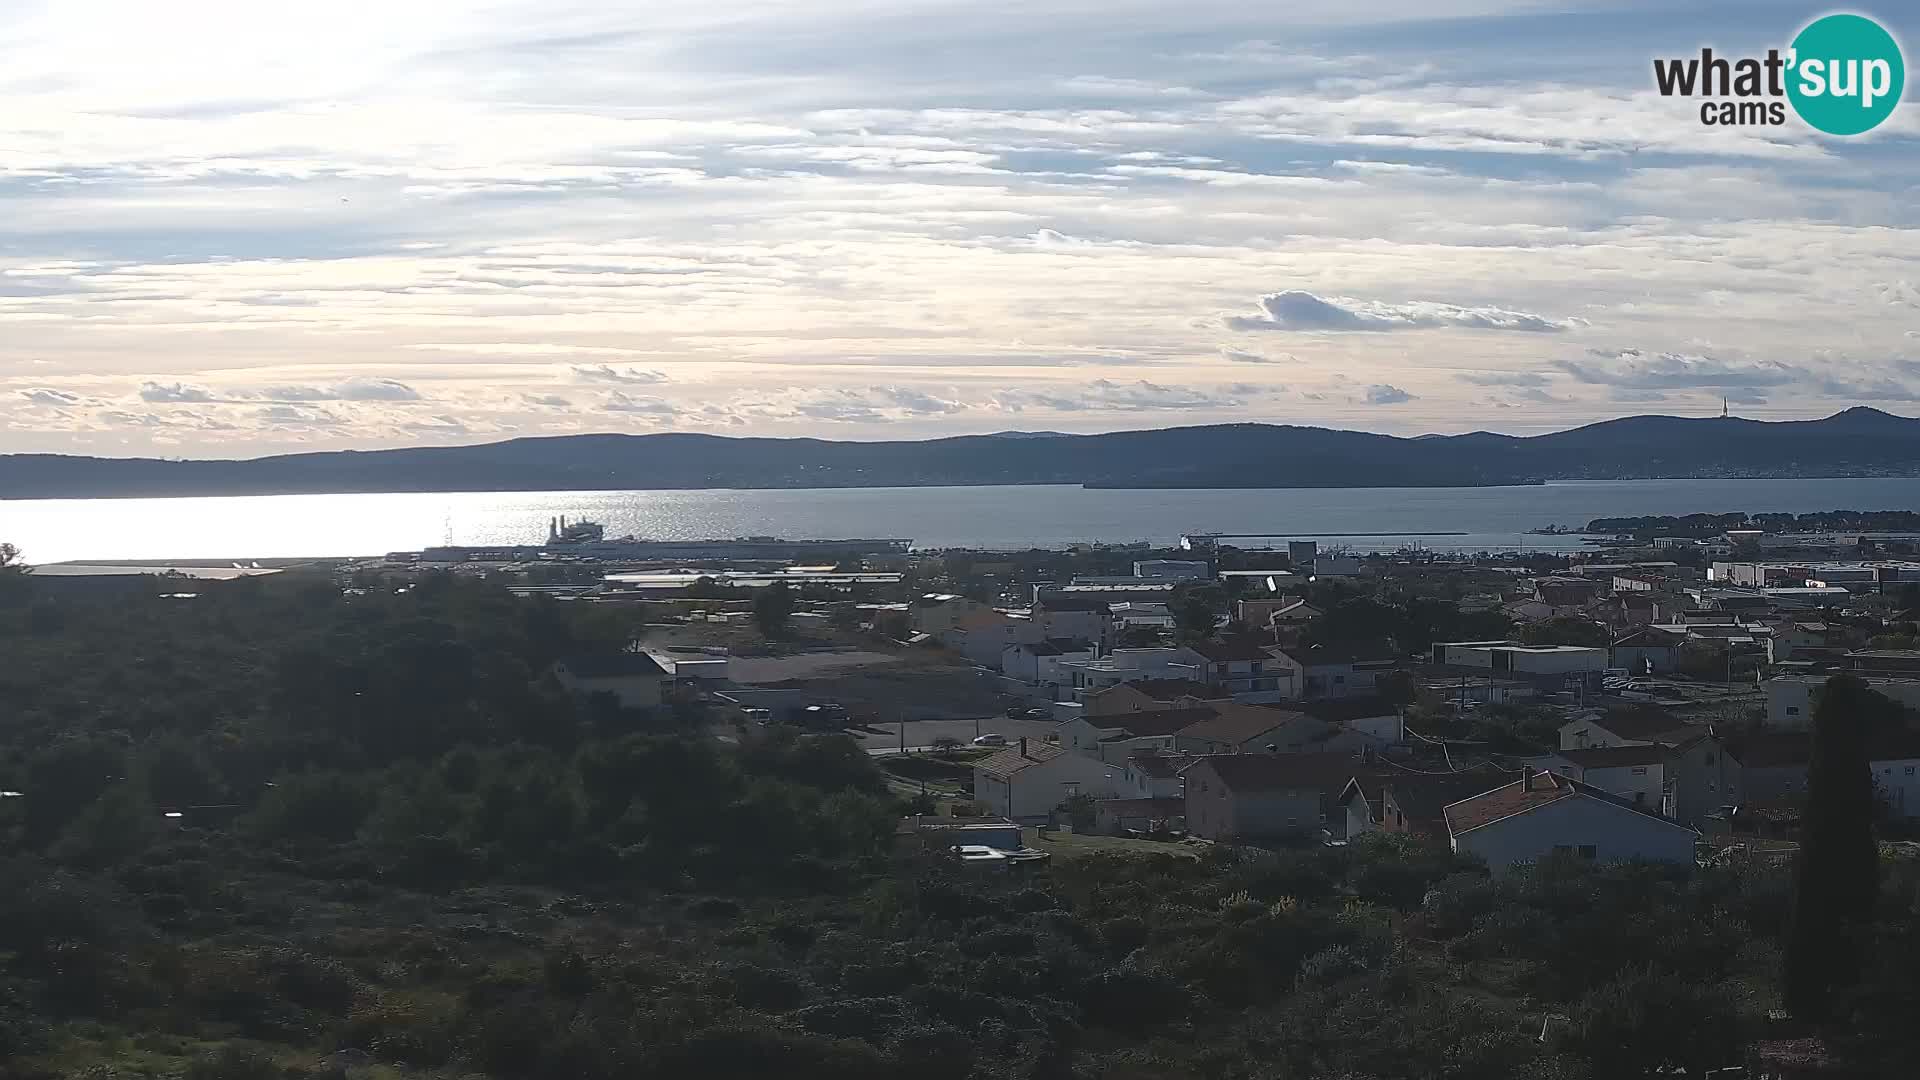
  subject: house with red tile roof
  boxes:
[1442,768,1698,873]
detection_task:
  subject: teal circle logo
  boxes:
[1787,13,1905,135]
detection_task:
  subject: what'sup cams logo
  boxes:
[1654,12,1905,134]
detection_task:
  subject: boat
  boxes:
[547,516,607,545]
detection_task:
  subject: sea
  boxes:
[5,477,1920,564]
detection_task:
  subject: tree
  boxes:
[754,582,795,637]
[1518,616,1610,648]
[1783,675,1882,1021]
[1171,585,1224,639]
[0,542,21,571]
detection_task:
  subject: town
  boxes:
[7,520,1920,1077]
[39,517,1920,867]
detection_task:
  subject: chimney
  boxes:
[1019,737,1029,759]
[1521,765,1535,791]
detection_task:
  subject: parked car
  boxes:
[972,734,1008,746]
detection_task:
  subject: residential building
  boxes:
[1536,577,1603,606]
[549,654,670,709]
[1173,705,1328,756]
[1133,559,1210,581]
[1185,752,1378,840]
[1237,597,1320,630]
[1057,646,1207,698]
[948,608,1042,668]
[1080,677,1224,716]
[1443,769,1699,874]
[1272,644,1397,701]
[1610,627,1683,675]
[1523,745,1671,813]
[1001,638,1096,685]
[1432,641,1608,684]
[1765,674,1920,730]
[971,739,1115,823]
[1031,596,1112,648]
[910,593,990,637]
[1717,730,1920,819]
[1313,555,1362,578]
[1558,710,1700,750]
[1061,707,1216,761]
[1191,638,1290,701]
[1114,751,1195,799]
[1343,770,1515,844]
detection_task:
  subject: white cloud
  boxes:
[1554,349,1801,389]
[1227,290,1582,333]
[602,391,678,415]
[19,388,86,406]
[139,381,218,403]
[572,365,670,385]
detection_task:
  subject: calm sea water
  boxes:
[5,477,1920,563]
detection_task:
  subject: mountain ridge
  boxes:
[5,408,1920,499]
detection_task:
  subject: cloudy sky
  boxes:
[3,0,1917,457]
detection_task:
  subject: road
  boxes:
[851,714,1060,755]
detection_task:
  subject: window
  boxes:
[1631,766,1648,775]
[1786,706,1800,716]
[1578,845,1597,859]
[1907,767,1916,776]
[1552,844,1573,856]
[1334,675,1346,684]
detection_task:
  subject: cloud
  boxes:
[1227,291,1582,334]
[1363,384,1416,405]
[1457,371,1549,387]
[19,388,85,406]
[1220,346,1293,365]
[994,379,1252,413]
[572,364,669,385]
[1554,349,1801,389]
[139,381,217,403]
[520,393,575,410]
[256,378,423,402]
[602,391,678,415]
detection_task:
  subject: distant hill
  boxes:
[6,407,1920,499]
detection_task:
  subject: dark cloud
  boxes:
[1220,346,1292,364]
[1363,384,1416,405]
[572,364,669,385]
[519,393,575,410]
[1227,290,1580,333]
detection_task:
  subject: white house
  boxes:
[1271,646,1396,701]
[1443,769,1698,874]
[550,654,671,709]
[1113,752,1194,799]
[1057,646,1207,698]
[1558,710,1699,750]
[1522,744,1670,814]
[1191,639,1291,701]
[972,739,1115,822]
[1061,707,1215,762]
[1001,638,1096,685]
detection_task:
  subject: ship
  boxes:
[547,516,607,545]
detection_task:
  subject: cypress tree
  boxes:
[1782,675,1882,1021]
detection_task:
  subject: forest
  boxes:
[4,560,1920,1078]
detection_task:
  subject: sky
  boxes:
[2,0,1917,458]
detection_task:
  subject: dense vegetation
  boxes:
[1585,509,1920,536]
[6,567,1920,1077]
